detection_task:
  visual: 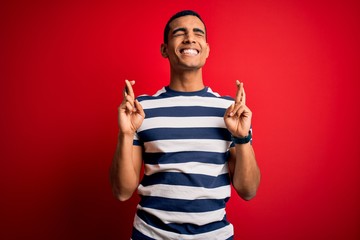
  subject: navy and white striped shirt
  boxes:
[132,86,235,240]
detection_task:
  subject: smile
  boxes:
[180,48,199,56]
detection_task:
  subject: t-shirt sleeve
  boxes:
[133,132,143,146]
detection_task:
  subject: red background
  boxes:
[1,0,360,239]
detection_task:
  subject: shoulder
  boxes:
[202,87,234,109]
[136,87,168,102]
[205,87,234,101]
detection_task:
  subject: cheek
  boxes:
[168,39,181,50]
[202,46,210,59]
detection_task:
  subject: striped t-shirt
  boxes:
[131,86,235,240]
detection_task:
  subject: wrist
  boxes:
[118,131,135,140]
[232,130,252,144]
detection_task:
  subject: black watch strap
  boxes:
[232,130,252,144]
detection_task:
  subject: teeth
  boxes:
[182,49,198,55]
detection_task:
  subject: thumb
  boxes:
[224,103,235,118]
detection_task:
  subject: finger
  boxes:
[134,99,145,117]
[123,79,129,97]
[125,101,135,113]
[242,84,246,106]
[125,94,135,107]
[235,80,243,103]
[235,105,252,119]
[120,91,131,106]
[124,79,136,98]
[228,100,245,117]
[235,104,246,117]
[231,103,245,118]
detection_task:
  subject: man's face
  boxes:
[161,15,210,71]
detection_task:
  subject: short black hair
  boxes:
[163,10,206,44]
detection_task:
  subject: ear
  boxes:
[205,43,210,58]
[161,43,168,58]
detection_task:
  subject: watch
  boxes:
[232,130,252,144]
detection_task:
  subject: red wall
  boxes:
[1,0,360,239]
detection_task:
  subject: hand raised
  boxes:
[224,80,252,138]
[118,80,145,135]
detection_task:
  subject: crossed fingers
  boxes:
[123,79,137,113]
[235,80,246,105]
[229,80,246,117]
[123,79,135,98]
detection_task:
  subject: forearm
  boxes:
[110,133,140,201]
[232,143,260,200]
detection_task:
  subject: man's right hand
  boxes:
[118,80,145,135]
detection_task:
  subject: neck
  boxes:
[169,68,205,92]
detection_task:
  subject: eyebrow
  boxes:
[172,27,186,35]
[193,28,205,35]
[172,27,205,35]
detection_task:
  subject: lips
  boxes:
[180,48,199,56]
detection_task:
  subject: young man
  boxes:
[110,10,260,239]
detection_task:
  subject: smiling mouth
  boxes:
[180,48,199,56]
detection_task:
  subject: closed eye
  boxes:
[193,28,205,36]
[172,28,186,37]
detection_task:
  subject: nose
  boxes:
[182,33,196,44]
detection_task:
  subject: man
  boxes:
[110,10,260,239]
